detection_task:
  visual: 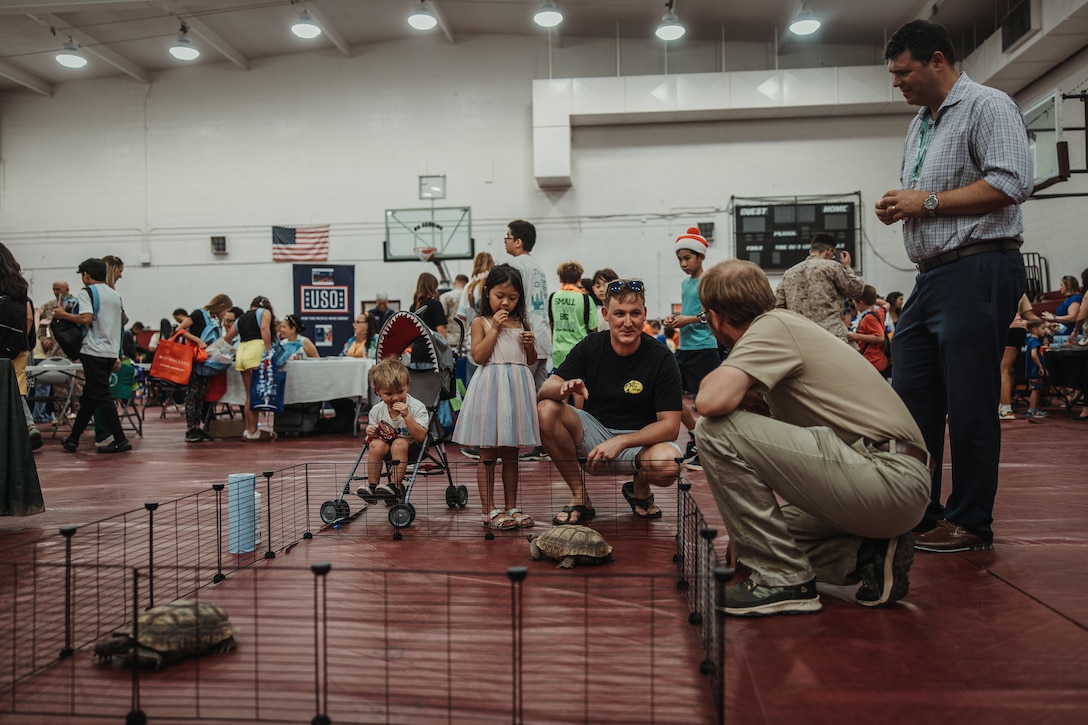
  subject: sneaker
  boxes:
[28,427,43,450]
[96,435,115,450]
[721,577,821,617]
[184,429,203,443]
[460,446,480,460]
[1026,409,1048,423]
[685,455,702,471]
[683,437,698,462]
[998,409,1015,421]
[518,446,550,462]
[855,533,914,607]
[60,437,79,453]
[96,439,133,454]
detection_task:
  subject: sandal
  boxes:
[508,508,535,528]
[484,508,517,531]
[622,481,662,519]
[552,504,595,526]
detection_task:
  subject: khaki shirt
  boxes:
[724,308,924,448]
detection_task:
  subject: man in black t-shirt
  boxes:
[537,279,683,525]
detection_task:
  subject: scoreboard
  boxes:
[735,201,857,271]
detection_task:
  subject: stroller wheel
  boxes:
[335,500,351,519]
[319,500,340,525]
[445,485,458,509]
[456,484,469,508]
[389,503,414,529]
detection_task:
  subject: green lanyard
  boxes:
[910,118,935,190]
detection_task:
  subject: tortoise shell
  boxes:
[529,525,615,569]
[94,599,236,670]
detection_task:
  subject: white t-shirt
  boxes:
[507,253,551,357]
[78,283,124,359]
[368,394,430,439]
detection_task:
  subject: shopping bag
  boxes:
[199,337,235,375]
[249,359,286,412]
[149,333,195,385]
[204,372,227,402]
[108,360,137,400]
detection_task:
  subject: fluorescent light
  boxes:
[655,12,685,41]
[56,42,87,69]
[291,10,322,39]
[408,3,438,31]
[533,2,563,28]
[789,10,821,36]
[169,34,200,60]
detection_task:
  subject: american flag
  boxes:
[272,225,329,262]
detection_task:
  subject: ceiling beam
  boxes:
[430,0,456,45]
[0,0,151,12]
[163,4,250,71]
[30,12,149,83]
[0,58,51,96]
[306,2,350,58]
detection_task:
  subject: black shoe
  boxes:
[721,577,821,617]
[518,446,550,462]
[185,429,205,443]
[855,532,914,607]
[28,427,43,450]
[460,446,480,460]
[683,437,697,462]
[61,437,79,453]
[96,439,133,454]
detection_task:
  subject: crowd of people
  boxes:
[7,19,1087,626]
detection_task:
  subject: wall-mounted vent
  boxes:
[210,236,227,255]
[697,222,715,244]
[1002,0,1040,53]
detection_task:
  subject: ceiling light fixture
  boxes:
[533,1,563,29]
[55,40,88,69]
[655,1,685,41]
[407,1,438,31]
[788,8,821,36]
[291,9,322,39]
[169,23,200,60]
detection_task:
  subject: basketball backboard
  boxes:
[384,207,474,262]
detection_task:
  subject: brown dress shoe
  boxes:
[914,519,992,553]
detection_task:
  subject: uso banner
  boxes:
[292,264,354,357]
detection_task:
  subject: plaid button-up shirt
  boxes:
[898,73,1033,264]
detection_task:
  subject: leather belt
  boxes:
[873,439,934,474]
[916,239,1021,274]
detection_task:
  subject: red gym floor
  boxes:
[2,399,1087,723]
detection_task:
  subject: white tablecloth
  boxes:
[219,357,373,406]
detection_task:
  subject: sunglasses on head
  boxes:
[606,279,645,294]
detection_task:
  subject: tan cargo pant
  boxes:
[695,410,930,587]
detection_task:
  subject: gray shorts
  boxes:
[573,409,682,476]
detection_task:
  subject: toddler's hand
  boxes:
[494,310,509,326]
[521,330,534,347]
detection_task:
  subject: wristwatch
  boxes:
[923,192,939,216]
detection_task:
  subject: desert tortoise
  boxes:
[94,599,236,670]
[529,525,614,569]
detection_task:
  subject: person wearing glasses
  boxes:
[536,278,683,525]
[504,220,552,462]
[694,260,930,617]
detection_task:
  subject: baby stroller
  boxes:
[319,311,468,530]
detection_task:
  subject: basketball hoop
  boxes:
[414,246,437,262]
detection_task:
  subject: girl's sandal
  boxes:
[508,508,535,528]
[484,508,517,531]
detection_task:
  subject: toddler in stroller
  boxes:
[361,358,429,499]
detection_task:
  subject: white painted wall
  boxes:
[1,33,1080,324]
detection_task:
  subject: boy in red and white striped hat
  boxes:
[663,227,724,470]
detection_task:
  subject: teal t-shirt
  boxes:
[679,275,716,351]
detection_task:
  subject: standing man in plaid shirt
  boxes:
[875,20,1031,553]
